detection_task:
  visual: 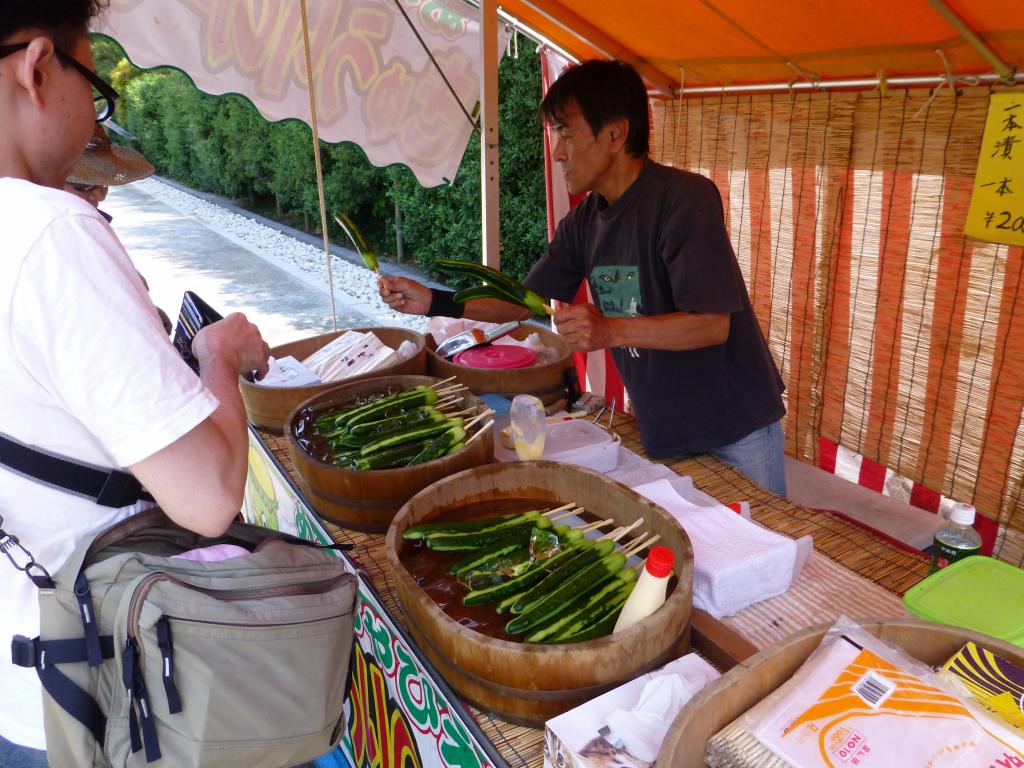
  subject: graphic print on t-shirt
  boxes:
[591,265,642,317]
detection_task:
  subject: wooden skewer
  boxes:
[435,384,468,395]
[548,506,584,523]
[577,518,614,533]
[435,395,462,408]
[623,534,661,558]
[463,419,493,447]
[439,406,474,418]
[463,409,495,432]
[429,376,459,388]
[541,502,575,517]
[620,531,649,554]
[599,518,643,541]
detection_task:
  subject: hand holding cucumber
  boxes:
[379,275,433,315]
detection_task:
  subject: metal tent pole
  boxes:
[927,0,1016,82]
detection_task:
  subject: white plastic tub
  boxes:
[493,418,621,472]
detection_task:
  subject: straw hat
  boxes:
[67,125,155,187]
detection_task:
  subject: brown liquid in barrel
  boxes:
[400,499,552,642]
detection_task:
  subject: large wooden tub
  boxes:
[658,618,1024,767]
[385,461,694,726]
[240,327,426,433]
[285,374,492,532]
[426,323,572,406]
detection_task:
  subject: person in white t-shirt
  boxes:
[0,2,271,760]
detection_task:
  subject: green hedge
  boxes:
[92,37,548,284]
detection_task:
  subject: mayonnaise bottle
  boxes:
[613,546,674,633]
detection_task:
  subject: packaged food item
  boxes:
[707,617,1024,767]
[941,641,1024,739]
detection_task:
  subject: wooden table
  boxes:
[257,418,930,767]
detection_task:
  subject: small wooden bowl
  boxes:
[285,374,493,532]
[657,618,1024,767]
[385,461,694,726]
[426,323,572,406]
[240,327,427,434]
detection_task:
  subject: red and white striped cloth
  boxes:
[817,436,996,554]
[540,49,626,412]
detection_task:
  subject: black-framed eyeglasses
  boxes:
[0,42,120,123]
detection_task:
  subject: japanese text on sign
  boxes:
[966,93,1024,246]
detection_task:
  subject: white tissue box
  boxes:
[544,653,720,768]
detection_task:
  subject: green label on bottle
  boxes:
[929,540,981,574]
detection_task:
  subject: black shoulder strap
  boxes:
[0,431,152,508]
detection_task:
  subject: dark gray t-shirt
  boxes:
[524,161,785,457]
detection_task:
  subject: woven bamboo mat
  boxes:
[612,418,930,597]
[260,421,929,767]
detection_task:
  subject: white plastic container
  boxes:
[492,417,621,472]
[542,419,621,472]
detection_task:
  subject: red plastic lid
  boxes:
[645,546,675,578]
[453,345,537,369]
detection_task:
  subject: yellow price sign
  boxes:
[965,92,1024,246]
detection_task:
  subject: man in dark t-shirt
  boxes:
[380,60,787,496]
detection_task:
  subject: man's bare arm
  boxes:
[554,303,729,353]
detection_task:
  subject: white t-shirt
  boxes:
[0,178,218,748]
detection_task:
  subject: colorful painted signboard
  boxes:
[243,430,502,768]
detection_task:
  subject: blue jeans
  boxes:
[710,420,787,497]
[0,733,48,768]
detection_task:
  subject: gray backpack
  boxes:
[8,508,358,768]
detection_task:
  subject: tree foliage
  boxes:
[91,36,548,282]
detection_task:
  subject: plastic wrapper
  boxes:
[706,616,1024,767]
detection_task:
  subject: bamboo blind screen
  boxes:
[650,88,1024,558]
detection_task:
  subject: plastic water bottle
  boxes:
[929,503,982,574]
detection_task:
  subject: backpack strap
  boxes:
[0,431,153,508]
[11,635,115,748]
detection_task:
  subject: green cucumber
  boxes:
[526,572,636,643]
[496,590,530,614]
[450,540,526,575]
[402,511,524,541]
[435,258,549,316]
[360,418,462,456]
[427,515,551,552]
[452,284,501,303]
[343,386,439,430]
[505,551,626,635]
[555,600,629,643]
[406,426,466,466]
[349,406,443,436]
[461,538,586,606]
[350,440,432,470]
[510,539,614,615]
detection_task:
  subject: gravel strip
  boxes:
[133,177,429,333]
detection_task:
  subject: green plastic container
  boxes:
[904,555,1024,647]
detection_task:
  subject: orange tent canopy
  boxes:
[498,0,1023,92]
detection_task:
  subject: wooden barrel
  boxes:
[426,323,572,406]
[240,327,426,434]
[658,618,1024,767]
[285,375,492,532]
[385,461,694,726]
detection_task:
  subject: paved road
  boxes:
[104,184,373,347]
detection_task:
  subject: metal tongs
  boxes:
[591,397,617,430]
[435,320,521,359]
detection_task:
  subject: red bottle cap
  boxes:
[645,546,674,578]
